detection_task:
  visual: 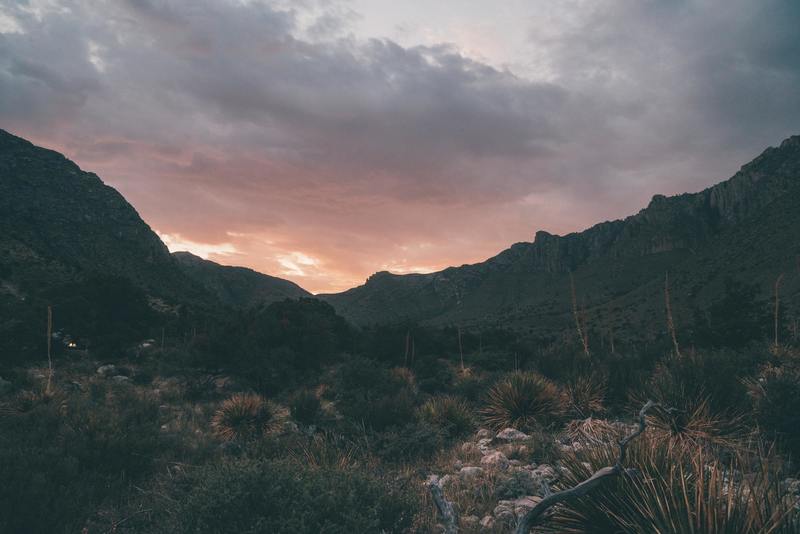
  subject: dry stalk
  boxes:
[664,272,681,358]
[457,326,465,372]
[774,273,784,349]
[46,305,53,394]
[570,273,590,357]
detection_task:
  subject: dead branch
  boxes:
[427,475,459,534]
[514,400,660,534]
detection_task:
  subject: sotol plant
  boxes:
[211,393,281,442]
[481,372,565,431]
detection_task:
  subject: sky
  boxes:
[1,0,799,293]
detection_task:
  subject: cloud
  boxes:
[1,0,798,292]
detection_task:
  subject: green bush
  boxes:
[747,362,800,457]
[0,386,162,533]
[153,459,420,534]
[418,395,475,439]
[289,389,322,425]
[370,421,445,463]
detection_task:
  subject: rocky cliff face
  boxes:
[322,135,800,331]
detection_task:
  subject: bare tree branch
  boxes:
[428,475,459,534]
[514,400,660,534]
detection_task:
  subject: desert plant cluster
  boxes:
[1,289,800,533]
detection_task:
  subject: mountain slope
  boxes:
[173,251,311,308]
[0,128,202,302]
[322,135,800,337]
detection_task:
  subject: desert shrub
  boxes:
[371,421,445,463]
[645,349,759,416]
[481,372,565,431]
[153,459,420,534]
[418,395,475,439]
[451,371,490,403]
[334,358,418,431]
[289,388,322,425]
[746,362,800,458]
[494,470,541,500]
[0,385,163,533]
[211,393,282,442]
[565,374,607,418]
[541,436,796,533]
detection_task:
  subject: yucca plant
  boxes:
[211,393,281,442]
[646,396,750,454]
[566,374,607,418]
[418,395,475,439]
[480,372,565,431]
[539,436,796,533]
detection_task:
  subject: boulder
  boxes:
[476,428,492,440]
[496,428,530,442]
[477,438,493,454]
[532,464,557,482]
[461,515,480,528]
[509,496,541,517]
[96,364,117,377]
[459,466,484,480]
[492,502,515,523]
[480,451,509,470]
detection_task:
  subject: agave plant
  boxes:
[480,372,565,431]
[211,393,281,442]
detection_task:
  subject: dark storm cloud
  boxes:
[0,0,798,291]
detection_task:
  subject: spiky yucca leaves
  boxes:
[566,374,607,418]
[540,436,797,533]
[480,372,565,431]
[646,396,750,453]
[211,393,281,442]
[563,417,624,447]
[418,395,475,439]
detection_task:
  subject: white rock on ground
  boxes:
[480,451,509,470]
[459,466,484,480]
[496,428,530,441]
[96,364,117,376]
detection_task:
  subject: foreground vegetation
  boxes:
[2,288,800,532]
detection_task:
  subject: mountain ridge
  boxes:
[320,135,800,333]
